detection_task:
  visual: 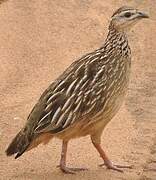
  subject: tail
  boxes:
[5,128,31,159]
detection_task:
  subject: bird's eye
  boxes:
[124,12,132,18]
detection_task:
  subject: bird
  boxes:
[6,6,149,174]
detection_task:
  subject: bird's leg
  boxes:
[91,135,132,173]
[59,140,88,174]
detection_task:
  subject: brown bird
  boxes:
[6,6,149,174]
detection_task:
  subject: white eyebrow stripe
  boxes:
[119,10,136,17]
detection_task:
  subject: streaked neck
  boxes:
[104,23,131,57]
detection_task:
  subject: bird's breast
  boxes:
[91,56,131,124]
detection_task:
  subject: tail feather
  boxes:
[5,129,31,158]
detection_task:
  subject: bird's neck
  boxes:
[104,23,131,57]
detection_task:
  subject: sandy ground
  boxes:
[0,0,156,179]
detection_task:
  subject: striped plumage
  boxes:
[6,6,149,173]
[34,25,131,134]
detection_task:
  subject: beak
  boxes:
[138,11,149,18]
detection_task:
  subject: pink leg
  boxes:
[92,141,132,172]
[59,140,88,174]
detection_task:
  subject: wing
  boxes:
[30,50,108,134]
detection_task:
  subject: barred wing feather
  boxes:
[33,51,108,134]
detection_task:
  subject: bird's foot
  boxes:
[57,165,88,174]
[99,160,133,173]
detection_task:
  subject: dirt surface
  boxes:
[0,0,156,180]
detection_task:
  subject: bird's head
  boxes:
[110,6,149,31]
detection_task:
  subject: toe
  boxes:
[115,164,133,169]
[107,165,124,173]
[59,165,88,174]
[69,167,88,171]
[60,167,76,174]
[99,161,132,172]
